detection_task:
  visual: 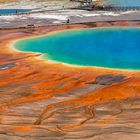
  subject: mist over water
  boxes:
[15,28,140,70]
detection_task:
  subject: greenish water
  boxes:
[0,9,31,15]
[14,28,140,70]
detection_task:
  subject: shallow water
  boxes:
[103,0,140,7]
[0,9,30,15]
[15,28,140,70]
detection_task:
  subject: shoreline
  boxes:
[1,19,140,30]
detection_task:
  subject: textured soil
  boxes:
[0,22,140,140]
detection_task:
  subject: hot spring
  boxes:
[14,28,140,70]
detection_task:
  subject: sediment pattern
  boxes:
[0,23,140,140]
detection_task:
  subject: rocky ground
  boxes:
[0,9,140,29]
[0,0,140,29]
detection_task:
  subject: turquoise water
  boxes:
[0,9,30,15]
[15,28,140,70]
[103,0,140,7]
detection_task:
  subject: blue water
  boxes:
[104,0,140,7]
[15,28,140,70]
[0,9,30,15]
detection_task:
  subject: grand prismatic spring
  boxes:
[15,28,140,70]
[1,0,140,140]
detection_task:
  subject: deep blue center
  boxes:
[15,28,140,70]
